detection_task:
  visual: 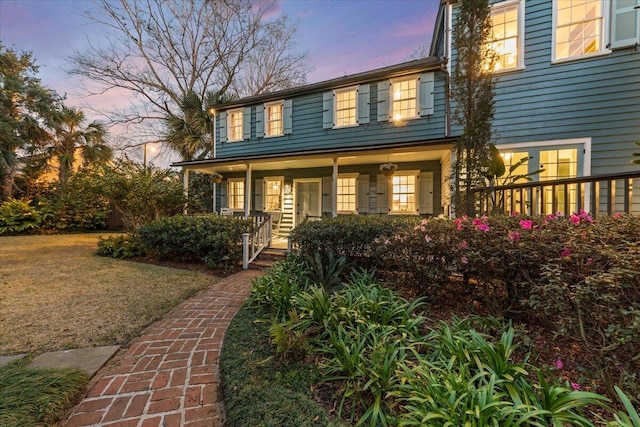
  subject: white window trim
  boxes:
[264,100,284,138]
[337,173,359,214]
[551,0,611,64]
[388,170,420,215]
[263,176,284,212]
[228,178,245,211]
[333,86,359,129]
[496,138,591,177]
[490,0,526,74]
[390,76,420,122]
[226,108,244,142]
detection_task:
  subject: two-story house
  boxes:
[174,58,457,236]
[175,0,640,231]
[433,0,640,213]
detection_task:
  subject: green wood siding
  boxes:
[215,74,448,158]
[450,0,640,175]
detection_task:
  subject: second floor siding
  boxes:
[449,0,640,174]
[215,71,449,159]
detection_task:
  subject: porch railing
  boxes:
[472,171,640,217]
[242,213,272,269]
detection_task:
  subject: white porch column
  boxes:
[245,164,252,217]
[183,169,189,215]
[212,182,217,213]
[332,157,338,217]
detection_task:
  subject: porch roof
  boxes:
[172,137,456,174]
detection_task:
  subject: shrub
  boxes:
[96,234,144,259]
[41,171,110,231]
[137,214,252,267]
[0,199,44,235]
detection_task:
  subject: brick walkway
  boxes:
[64,269,263,427]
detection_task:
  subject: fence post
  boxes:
[242,233,249,270]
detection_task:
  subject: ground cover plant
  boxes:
[230,212,640,426]
[0,359,87,427]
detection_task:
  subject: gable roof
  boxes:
[213,57,444,110]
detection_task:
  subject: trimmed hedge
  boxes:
[137,215,252,267]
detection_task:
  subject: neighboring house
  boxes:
[433,0,640,213]
[175,0,640,230]
[174,58,457,236]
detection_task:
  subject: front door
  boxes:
[294,179,321,225]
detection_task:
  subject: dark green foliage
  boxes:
[303,251,348,290]
[96,234,144,259]
[99,161,189,231]
[0,361,88,427]
[0,198,44,234]
[451,0,496,215]
[41,170,110,230]
[137,214,251,266]
[220,306,331,427]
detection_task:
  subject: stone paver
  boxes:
[29,346,120,377]
[0,354,25,367]
[64,269,263,427]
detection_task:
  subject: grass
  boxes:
[0,359,88,427]
[0,234,219,354]
[220,305,344,427]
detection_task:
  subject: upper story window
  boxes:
[554,0,605,61]
[265,101,283,137]
[228,179,245,211]
[337,175,357,213]
[334,87,357,128]
[227,109,243,142]
[488,0,524,72]
[391,76,418,121]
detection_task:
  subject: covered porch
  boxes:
[177,140,454,230]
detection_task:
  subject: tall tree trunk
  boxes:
[1,171,14,201]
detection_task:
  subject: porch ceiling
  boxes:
[182,143,453,174]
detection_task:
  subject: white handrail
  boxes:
[242,214,272,269]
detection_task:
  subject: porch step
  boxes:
[258,248,287,261]
[249,259,277,270]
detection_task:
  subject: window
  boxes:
[337,176,357,212]
[228,179,245,210]
[334,88,357,127]
[264,178,283,211]
[265,101,283,137]
[488,0,523,71]
[391,174,417,213]
[554,0,604,61]
[391,77,418,121]
[227,109,243,142]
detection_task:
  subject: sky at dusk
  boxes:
[0,0,440,162]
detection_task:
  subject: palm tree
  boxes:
[47,106,112,183]
[164,90,233,161]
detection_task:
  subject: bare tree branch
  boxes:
[68,0,311,157]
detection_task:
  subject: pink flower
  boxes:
[459,240,468,249]
[425,235,432,243]
[454,218,464,230]
[421,218,429,226]
[586,257,593,264]
[520,220,533,230]
[561,248,571,257]
[477,223,490,232]
[508,231,520,242]
[570,213,581,225]
[461,256,468,264]
[613,213,623,219]
[555,359,564,369]
[546,213,557,220]
[571,382,581,390]
[510,211,520,217]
